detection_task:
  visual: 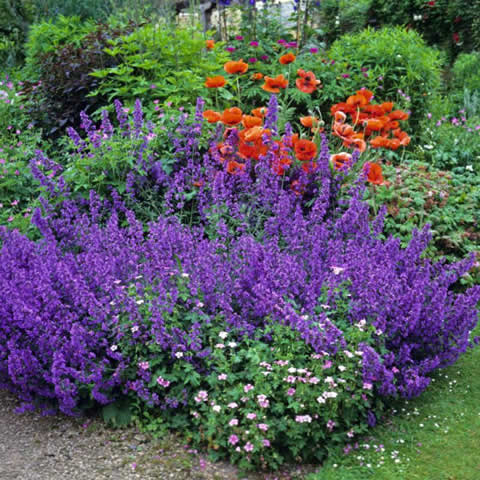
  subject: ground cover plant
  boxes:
[0,4,479,476]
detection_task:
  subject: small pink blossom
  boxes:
[244,384,254,393]
[244,442,254,452]
[262,438,270,447]
[287,388,296,396]
[246,413,257,420]
[257,423,269,431]
[228,434,239,445]
[229,418,239,426]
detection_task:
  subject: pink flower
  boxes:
[257,423,269,431]
[194,390,208,403]
[246,413,257,420]
[363,382,373,390]
[287,388,296,396]
[295,415,312,423]
[244,384,254,393]
[244,442,254,452]
[322,360,333,369]
[228,434,239,445]
[229,418,239,426]
[262,438,271,447]
[310,47,319,53]
[156,376,170,388]
[326,419,336,431]
[218,373,228,381]
[228,402,238,409]
[284,375,296,383]
[250,41,259,47]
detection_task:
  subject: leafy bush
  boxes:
[314,0,373,46]
[451,52,480,92]
[0,0,35,69]
[89,22,230,109]
[0,98,479,471]
[22,18,138,137]
[367,0,479,57]
[328,27,442,128]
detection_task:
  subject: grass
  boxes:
[307,327,480,480]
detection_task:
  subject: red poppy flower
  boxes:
[279,52,296,64]
[294,139,317,161]
[203,110,221,123]
[296,70,321,94]
[262,75,288,93]
[224,59,249,74]
[252,72,264,80]
[330,152,352,170]
[220,107,243,126]
[242,115,263,128]
[364,162,384,185]
[204,76,226,88]
[251,107,267,118]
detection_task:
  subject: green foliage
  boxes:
[0,78,45,231]
[329,27,442,129]
[368,0,478,58]
[452,52,480,92]
[314,0,373,46]
[22,18,138,137]
[365,161,480,286]
[0,0,35,69]
[89,22,229,109]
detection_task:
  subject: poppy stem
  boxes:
[236,77,241,107]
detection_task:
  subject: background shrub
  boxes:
[328,27,442,129]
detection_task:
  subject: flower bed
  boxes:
[0,98,478,471]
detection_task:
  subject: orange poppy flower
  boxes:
[380,102,394,113]
[204,75,226,88]
[243,126,265,142]
[262,75,288,93]
[346,94,369,108]
[226,160,246,175]
[206,39,215,50]
[363,118,387,131]
[388,110,409,121]
[252,72,264,80]
[369,135,389,148]
[252,107,267,118]
[362,104,385,117]
[394,128,411,146]
[296,70,321,94]
[330,152,352,170]
[387,138,401,150]
[193,179,204,187]
[294,139,317,161]
[220,107,243,126]
[364,162,384,185]
[351,138,367,153]
[203,110,221,123]
[300,116,318,128]
[330,102,356,115]
[279,52,296,64]
[242,115,263,128]
[224,59,249,75]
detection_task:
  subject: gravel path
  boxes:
[0,390,316,480]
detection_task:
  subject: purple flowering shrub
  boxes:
[0,96,479,469]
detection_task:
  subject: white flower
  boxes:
[110,345,118,352]
[175,351,184,359]
[316,396,326,404]
[212,405,221,413]
[338,365,347,372]
[218,331,228,339]
[330,266,345,275]
[227,341,237,348]
[324,391,338,398]
[466,165,473,172]
[136,299,144,305]
[181,272,189,278]
[131,326,139,333]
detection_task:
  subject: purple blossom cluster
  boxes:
[0,97,478,424]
